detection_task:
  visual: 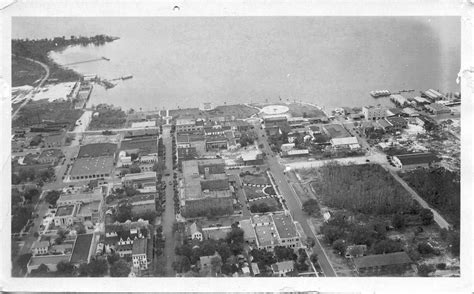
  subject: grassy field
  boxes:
[13,100,83,129]
[12,56,45,87]
[209,104,259,119]
[241,174,270,186]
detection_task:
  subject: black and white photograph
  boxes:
[1,0,472,293]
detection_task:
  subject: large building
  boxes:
[122,171,157,189]
[205,135,228,151]
[176,118,203,134]
[56,189,103,206]
[27,254,72,274]
[362,106,387,121]
[70,143,117,181]
[425,103,451,115]
[181,159,233,218]
[70,233,94,266]
[251,212,302,251]
[353,252,413,275]
[132,238,152,270]
[130,193,156,217]
[392,152,440,170]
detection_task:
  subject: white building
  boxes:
[362,105,387,121]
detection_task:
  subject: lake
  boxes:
[14,17,461,111]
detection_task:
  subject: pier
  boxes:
[62,56,110,66]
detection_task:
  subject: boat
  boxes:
[121,75,133,80]
[102,56,110,61]
[370,90,391,98]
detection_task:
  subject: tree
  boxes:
[173,255,191,273]
[373,239,403,255]
[302,199,320,216]
[24,188,40,202]
[332,239,347,255]
[116,204,133,222]
[56,261,75,277]
[15,253,32,276]
[86,258,108,277]
[417,242,436,255]
[30,263,49,277]
[274,246,297,261]
[417,263,436,277]
[305,237,316,248]
[321,224,345,245]
[107,253,121,265]
[310,253,318,266]
[210,256,223,276]
[447,230,460,256]
[110,259,131,277]
[76,222,86,234]
[45,190,61,206]
[392,213,406,229]
[129,164,141,174]
[419,208,434,226]
[250,202,270,213]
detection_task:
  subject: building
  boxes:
[425,103,451,115]
[392,152,440,170]
[240,150,264,166]
[402,107,419,117]
[27,254,72,274]
[56,189,103,206]
[413,96,431,105]
[386,117,408,130]
[177,146,198,165]
[77,143,117,158]
[122,171,157,189]
[205,135,228,151]
[120,136,158,156]
[131,121,156,128]
[345,245,368,259]
[105,220,149,257]
[176,118,203,134]
[252,212,302,251]
[70,233,94,265]
[75,201,102,224]
[390,94,409,107]
[200,252,221,270]
[31,241,50,255]
[422,89,445,101]
[37,149,64,165]
[271,260,295,277]
[362,106,387,121]
[322,124,352,139]
[281,149,310,157]
[181,159,233,218]
[353,252,413,275]
[130,193,156,217]
[263,116,288,128]
[43,132,66,148]
[187,222,203,241]
[330,137,360,149]
[386,108,404,117]
[54,205,78,227]
[69,156,114,181]
[132,238,150,270]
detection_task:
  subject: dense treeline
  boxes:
[12,35,117,63]
[312,163,415,215]
[401,167,460,228]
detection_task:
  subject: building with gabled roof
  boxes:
[271,260,294,276]
[392,152,440,170]
[31,241,50,255]
[353,251,412,275]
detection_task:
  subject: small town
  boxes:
[10,35,461,279]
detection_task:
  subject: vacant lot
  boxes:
[209,104,259,119]
[13,100,83,129]
[12,56,45,87]
[241,173,270,186]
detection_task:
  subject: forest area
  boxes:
[400,167,460,228]
[311,163,416,215]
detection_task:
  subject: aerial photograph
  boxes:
[10,17,461,279]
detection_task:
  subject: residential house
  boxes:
[187,222,203,241]
[31,241,50,255]
[353,251,413,275]
[271,260,295,277]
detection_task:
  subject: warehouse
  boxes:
[392,152,440,170]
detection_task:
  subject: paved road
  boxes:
[159,126,178,276]
[253,123,337,277]
[12,56,50,119]
[388,169,451,229]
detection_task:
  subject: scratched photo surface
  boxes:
[10,16,461,281]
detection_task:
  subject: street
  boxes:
[253,123,337,277]
[158,126,178,276]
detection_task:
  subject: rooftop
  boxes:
[387,108,403,116]
[176,118,196,126]
[323,124,351,139]
[206,135,227,142]
[32,240,50,249]
[394,152,440,166]
[386,116,407,126]
[271,213,299,239]
[330,137,359,146]
[120,136,158,155]
[70,156,114,177]
[239,219,256,241]
[353,252,412,269]
[202,227,232,240]
[130,193,156,204]
[122,171,157,181]
[132,237,147,255]
[254,223,279,247]
[57,190,103,204]
[28,254,71,267]
[264,116,288,122]
[377,119,392,128]
[55,205,76,217]
[427,103,451,111]
[76,201,101,217]
[70,234,93,264]
[77,143,117,158]
[271,260,294,272]
[241,149,263,162]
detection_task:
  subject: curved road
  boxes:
[12,56,50,119]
